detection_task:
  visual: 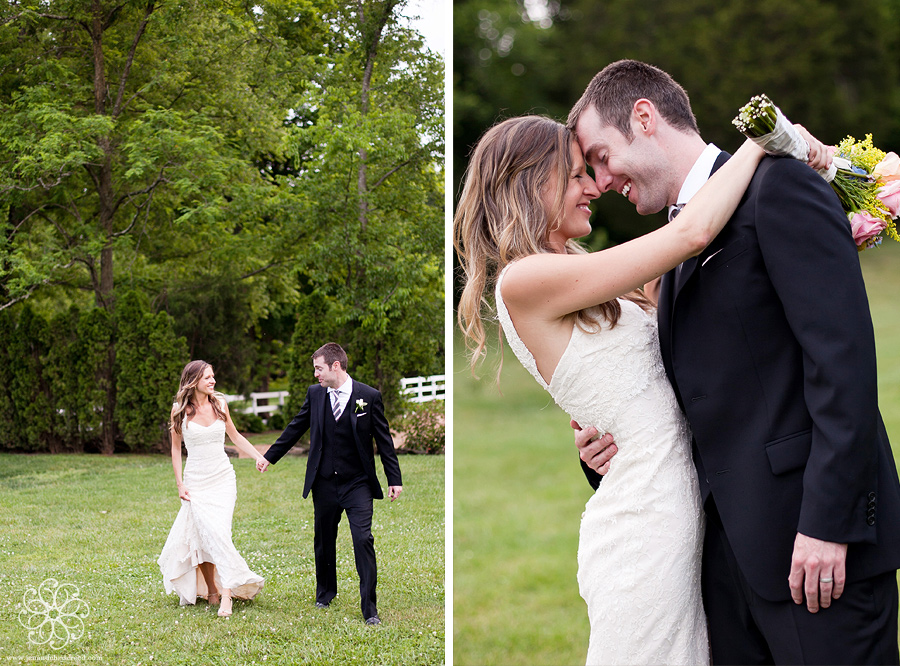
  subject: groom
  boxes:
[258,342,402,625]
[570,60,900,664]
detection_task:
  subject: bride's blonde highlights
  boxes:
[170,360,228,435]
[454,115,651,380]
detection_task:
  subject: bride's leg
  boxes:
[199,562,220,604]
[218,589,233,617]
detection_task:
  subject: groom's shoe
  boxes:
[315,601,330,609]
[365,616,381,626]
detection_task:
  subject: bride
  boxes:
[158,360,267,617]
[454,115,829,664]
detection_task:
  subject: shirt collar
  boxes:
[330,376,353,395]
[669,143,720,217]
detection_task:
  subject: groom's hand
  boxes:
[256,458,269,473]
[572,420,617,476]
[388,485,403,501]
[788,532,848,613]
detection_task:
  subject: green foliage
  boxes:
[395,400,446,454]
[43,306,114,453]
[0,293,186,453]
[3,306,54,451]
[285,290,338,417]
[0,311,17,449]
[278,2,445,413]
[267,409,286,431]
[231,409,266,434]
[1,0,443,431]
[115,290,190,451]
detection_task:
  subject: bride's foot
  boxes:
[207,589,221,606]
[217,591,233,617]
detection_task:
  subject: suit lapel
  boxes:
[348,380,360,441]
[675,256,699,293]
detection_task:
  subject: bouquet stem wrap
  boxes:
[736,96,838,181]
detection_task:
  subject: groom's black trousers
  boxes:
[311,473,377,620]
[703,499,899,665]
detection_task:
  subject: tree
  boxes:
[0,0,444,451]
[0,0,334,450]
[282,1,445,411]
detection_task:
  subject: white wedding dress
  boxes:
[157,417,264,605]
[496,268,708,666]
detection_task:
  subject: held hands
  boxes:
[388,485,403,502]
[572,420,617,476]
[788,532,848,613]
[256,457,269,473]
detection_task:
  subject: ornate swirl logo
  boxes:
[17,578,90,649]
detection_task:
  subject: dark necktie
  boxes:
[670,204,686,279]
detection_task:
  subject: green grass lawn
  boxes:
[0,453,444,665]
[453,241,900,666]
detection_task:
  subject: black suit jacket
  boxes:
[654,152,900,601]
[264,380,402,500]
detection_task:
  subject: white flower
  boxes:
[355,399,368,412]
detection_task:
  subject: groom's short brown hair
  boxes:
[312,342,347,370]
[567,60,700,140]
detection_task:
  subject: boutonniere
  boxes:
[355,399,368,414]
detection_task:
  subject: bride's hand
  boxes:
[793,123,833,172]
[178,483,191,501]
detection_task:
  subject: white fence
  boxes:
[400,374,446,403]
[222,390,288,417]
[224,374,445,417]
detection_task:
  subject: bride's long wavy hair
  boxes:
[454,115,651,379]
[170,360,228,435]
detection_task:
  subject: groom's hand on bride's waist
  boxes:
[572,421,617,476]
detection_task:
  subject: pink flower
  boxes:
[877,180,900,218]
[873,152,900,183]
[849,211,887,247]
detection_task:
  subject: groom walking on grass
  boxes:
[571,60,900,664]
[258,342,402,626]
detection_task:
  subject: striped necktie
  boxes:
[330,389,342,419]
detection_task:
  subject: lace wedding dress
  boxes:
[158,417,264,605]
[496,268,708,666]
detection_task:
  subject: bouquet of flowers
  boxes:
[733,94,900,250]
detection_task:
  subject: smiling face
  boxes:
[194,365,216,396]
[544,140,601,248]
[574,105,677,216]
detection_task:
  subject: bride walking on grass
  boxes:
[454,114,829,664]
[158,360,266,617]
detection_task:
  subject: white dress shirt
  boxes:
[668,143,721,219]
[328,376,353,417]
